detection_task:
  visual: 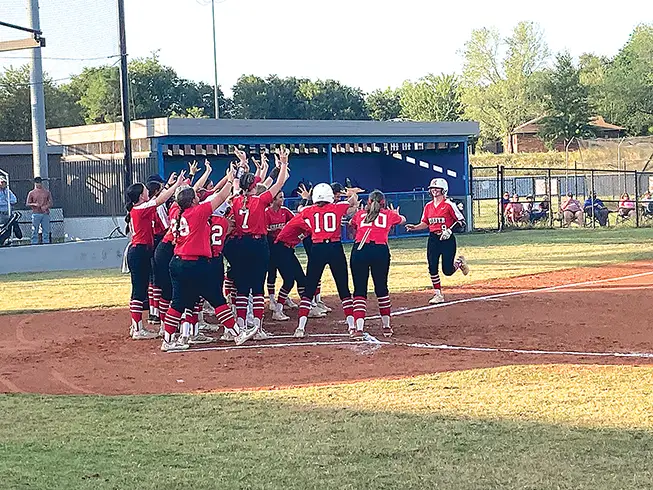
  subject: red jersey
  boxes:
[129,200,158,247]
[265,206,294,240]
[153,203,169,237]
[275,214,311,248]
[173,202,213,259]
[300,201,350,242]
[230,190,274,236]
[350,209,403,245]
[421,199,465,234]
[209,215,229,257]
[162,202,180,244]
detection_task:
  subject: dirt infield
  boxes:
[2,261,653,395]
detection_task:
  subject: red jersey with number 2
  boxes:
[350,209,403,244]
[265,206,294,239]
[301,201,350,242]
[275,214,311,248]
[421,199,465,234]
[174,202,213,259]
[231,190,274,236]
[209,215,229,257]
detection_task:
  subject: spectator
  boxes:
[583,192,609,226]
[504,193,527,225]
[26,177,53,244]
[501,192,510,211]
[0,175,22,241]
[618,193,636,220]
[641,191,653,215]
[524,195,535,215]
[560,192,584,227]
[529,195,550,223]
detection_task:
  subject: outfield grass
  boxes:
[1,365,652,489]
[2,227,653,314]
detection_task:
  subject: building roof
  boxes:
[47,118,480,145]
[512,116,625,134]
[0,142,63,156]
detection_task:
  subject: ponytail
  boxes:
[364,190,385,224]
[124,183,145,234]
[173,187,196,242]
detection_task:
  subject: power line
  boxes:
[0,54,120,61]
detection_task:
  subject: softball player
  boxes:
[406,178,469,304]
[349,190,406,338]
[294,183,359,338]
[162,174,257,352]
[124,172,185,340]
[265,191,295,311]
[145,178,169,325]
[228,148,289,337]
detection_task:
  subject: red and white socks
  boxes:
[341,296,354,331]
[129,299,144,332]
[252,295,265,329]
[378,295,392,332]
[215,303,239,336]
[430,274,441,291]
[353,296,366,332]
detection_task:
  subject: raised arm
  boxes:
[267,148,290,197]
[207,167,236,211]
[193,160,213,191]
[155,171,186,206]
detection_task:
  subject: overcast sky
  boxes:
[0,0,647,95]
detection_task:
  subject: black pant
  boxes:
[302,236,313,257]
[303,241,350,300]
[205,255,227,307]
[153,240,174,300]
[272,241,306,292]
[229,235,270,295]
[169,255,227,313]
[149,234,164,284]
[127,244,153,302]
[350,243,390,298]
[266,236,278,289]
[427,233,457,276]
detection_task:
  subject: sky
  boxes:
[0,0,648,95]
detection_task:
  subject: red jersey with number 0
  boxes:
[350,209,403,244]
[420,199,465,233]
[265,206,294,239]
[300,201,350,242]
[162,202,180,244]
[209,215,229,257]
[129,200,158,247]
[230,190,274,236]
[174,202,213,259]
[275,214,311,248]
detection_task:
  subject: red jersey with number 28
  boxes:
[174,202,213,259]
[231,190,274,236]
[301,201,350,242]
[265,206,294,239]
[421,199,465,234]
[275,214,311,248]
[209,215,229,257]
[129,200,158,247]
[350,209,403,245]
[162,202,180,244]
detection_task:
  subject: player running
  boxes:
[349,190,406,338]
[406,178,469,304]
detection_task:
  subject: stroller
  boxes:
[0,211,22,247]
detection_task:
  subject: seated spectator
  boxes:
[529,196,550,223]
[524,195,535,215]
[501,192,510,211]
[641,191,653,215]
[618,193,636,219]
[560,192,584,227]
[583,192,609,226]
[504,193,528,225]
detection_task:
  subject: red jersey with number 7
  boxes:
[275,214,311,248]
[350,209,403,244]
[209,215,229,257]
[173,201,213,259]
[420,199,465,234]
[230,190,274,236]
[300,201,350,242]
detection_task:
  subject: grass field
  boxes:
[2,227,653,314]
[3,228,653,489]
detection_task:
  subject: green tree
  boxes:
[0,65,83,141]
[461,21,549,150]
[298,79,369,120]
[538,52,594,146]
[366,88,401,120]
[399,74,464,121]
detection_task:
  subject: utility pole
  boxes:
[117,0,132,189]
[211,0,220,119]
[27,0,48,186]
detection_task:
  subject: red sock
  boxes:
[159,298,170,324]
[224,276,235,303]
[267,281,275,298]
[430,274,441,291]
[353,296,366,322]
[164,307,182,336]
[129,299,143,325]
[315,282,321,296]
[147,284,154,310]
[253,295,265,321]
[236,295,248,322]
[298,297,311,319]
[277,287,290,306]
[377,295,391,316]
[215,304,236,330]
[297,286,305,298]
[341,296,354,318]
[152,286,162,315]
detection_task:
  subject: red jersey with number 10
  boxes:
[420,199,465,234]
[209,215,229,257]
[265,206,294,239]
[173,202,213,259]
[350,209,403,244]
[275,214,311,248]
[230,190,274,236]
[300,201,350,242]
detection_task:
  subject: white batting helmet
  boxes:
[428,178,448,195]
[312,183,335,204]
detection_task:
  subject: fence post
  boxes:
[547,168,553,228]
[590,169,596,228]
[469,166,475,231]
[635,170,640,227]
[497,165,504,232]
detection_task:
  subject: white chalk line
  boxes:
[365,269,653,321]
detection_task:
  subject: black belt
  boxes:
[312,239,341,244]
